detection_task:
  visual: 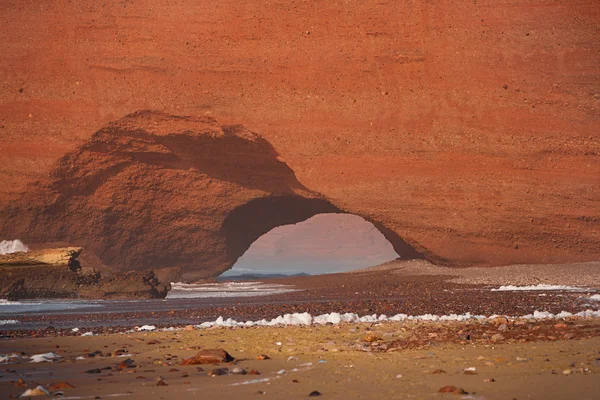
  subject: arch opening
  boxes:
[219,196,424,279]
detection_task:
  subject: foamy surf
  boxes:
[0,300,104,314]
[167,281,299,299]
[194,309,600,329]
[0,239,28,254]
[490,284,589,292]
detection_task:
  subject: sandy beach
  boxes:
[1,260,600,398]
[2,318,600,399]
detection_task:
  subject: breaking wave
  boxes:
[167,281,299,299]
[0,239,28,255]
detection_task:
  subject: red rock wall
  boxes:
[0,0,598,269]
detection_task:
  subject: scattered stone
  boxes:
[183,325,196,331]
[432,369,447,374]
[438,386,468,395]
[256,354,271,360]
[14,379,26,388]
[308,391,322,397]
[147,340,161,345]
[168,368,179,372]
[464,370,478,375]
[231,367,246,375]
[180,349,234,365]
[484,378,496,383]
[498,324,509,332]
[210,368,229,376]
[117,359,136,370]
[48,382,75,390]
[249,369,261,375]
[112,349,129,357]
[84,369,102,374]
[156,379,168,386]
[491,333,505,341]
[363,334,382,343]
[563,369,572,375]
[20,386,51,397]
[554,323,568,330]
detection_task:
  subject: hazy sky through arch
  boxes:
[225,213,400,276]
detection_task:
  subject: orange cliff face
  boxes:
[0,1,598,277]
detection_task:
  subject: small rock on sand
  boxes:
[180,349,234,365]
[438,386,468,394]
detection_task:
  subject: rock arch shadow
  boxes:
[221,195,425,272]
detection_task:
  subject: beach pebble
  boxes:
[48,382,75,390]
[231,367,246,375]
[256,354,271,360]
[180,349,234,365]
[491,333,505,341]
[438,386,467,394]
[20,386,50,397]
[210,368,229,376]
[308,391,322,397]
[84,368,102,374]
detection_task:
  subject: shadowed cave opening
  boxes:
[219,196,424,279]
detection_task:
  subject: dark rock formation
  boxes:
[0,247,170,300]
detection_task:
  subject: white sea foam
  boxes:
[194,309,600,329]
[491,284,587,292]
[0,319,19,325]
[0,300,103,314]
[0,239,28,254]
[167,281,299,299]
[589,294,600,301]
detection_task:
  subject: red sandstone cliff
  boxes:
[0,1,598,274]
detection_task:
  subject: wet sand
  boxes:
[2,260,599,335]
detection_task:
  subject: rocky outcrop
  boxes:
[0,247,82,268]
[0,111,424,281]
[0,107,599,281]
[1,1,599,274]
[0,247,170,300]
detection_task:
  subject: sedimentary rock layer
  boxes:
[0,0,598,271]
[0,247,170,300]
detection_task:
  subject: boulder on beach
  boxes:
[0,245,170,300]
[180,349,235,365]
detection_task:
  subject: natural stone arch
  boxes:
[221,196,424,275]
[0,111,426,282]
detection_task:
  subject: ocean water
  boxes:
[167,281,299,299]
[0,282,298,317]
[0,299,105,314]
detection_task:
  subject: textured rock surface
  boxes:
[0,247,170,300]
[0,247,82,268]
[0,1,599,272]
[0,111,421,280]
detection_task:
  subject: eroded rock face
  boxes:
[0,111,421,281]
[0,247,170,300]
[0,1,599,270]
